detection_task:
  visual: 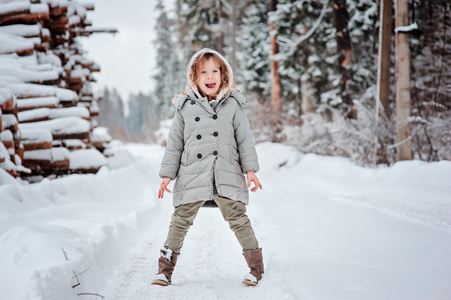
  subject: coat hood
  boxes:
[186,48,235,101]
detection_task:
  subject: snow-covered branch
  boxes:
[394,22,418,33]
[276,0,330,51]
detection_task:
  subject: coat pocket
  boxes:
[181,149,188,166]
[229,145,240,165]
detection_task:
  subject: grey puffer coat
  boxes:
[159,89,260,207]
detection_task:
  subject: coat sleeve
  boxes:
[159,110,185,179]
[233,103,260,174]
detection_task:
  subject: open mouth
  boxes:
[205,83,216,89]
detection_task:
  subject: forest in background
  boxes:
[98,0,450,166]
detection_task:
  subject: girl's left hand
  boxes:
[246,170,263,192]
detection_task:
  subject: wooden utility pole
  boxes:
[269,0,281,111]
[395,0,413,160]
[376,0,392,117]
[333,0,354,119]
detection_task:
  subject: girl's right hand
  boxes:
[158,177,172,199]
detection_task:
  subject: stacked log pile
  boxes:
[0,0,115,182]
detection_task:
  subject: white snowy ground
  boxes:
[0,142,450,300]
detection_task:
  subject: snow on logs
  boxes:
[0,0,114,181]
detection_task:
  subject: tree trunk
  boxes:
[395,0,413,160]
[231,0,237,72]
[217,0,224,54]
[376,0,392,118]
[301,77,315,114]
[269,0,281,111]
[333,0,354,119]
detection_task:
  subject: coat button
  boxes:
[197,153,202,159]
[191,100,195,105]
[213,151,218,156]
[197,134,202,140]
[195,117,200,122]
[212,115,217,120]
[213,132,218,137]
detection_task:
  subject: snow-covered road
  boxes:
[1,142,450,300]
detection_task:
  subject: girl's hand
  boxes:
[246,170,263,192]
[158,177,172,198]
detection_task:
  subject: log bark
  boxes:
[1,11,49,25]
[52,131,89,140]
[1,130,14,150]
[0,95,15,112]
[395,0,413,160]
[0,5,29,21]
[22,141,53,151]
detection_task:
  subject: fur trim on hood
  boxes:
[186,48,235,101]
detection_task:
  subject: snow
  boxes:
[0,24,41,37]
[91,126,111,143]
[64,139,85,149]
[0,32,34,54]
[0,86,14,105]
[0,76,77,101]
[30,3,49,14]
[19,117,90,137]
[0,1,30,15]
[23,147,69,161]
[2,113,18,128]
[17,96,59,110]
[0,67,59,83]
[0,168,20,185]
[21,128,53,143]
[0,129,13,142]
[55,86,79,102]
[0,74,24,84]
[69,148,107,169]
[70,68,90,79]
[48,106,90,119]
[18,107,50,122]
[37,51,62,67]
[395,23,419,33]
[0,142,450,300]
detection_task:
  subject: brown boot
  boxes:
[242,248,264,286]
[152,248,179,286]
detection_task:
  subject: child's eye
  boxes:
[201,71,206,74]
[213,70,218,73]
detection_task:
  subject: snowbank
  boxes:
[0,142,450,300]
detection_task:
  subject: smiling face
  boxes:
[197,58,221,98]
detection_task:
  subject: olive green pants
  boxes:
[164,196,259,253]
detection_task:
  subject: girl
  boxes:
[152,48,264,287]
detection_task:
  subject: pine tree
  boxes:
[238,0,271,97]
[269,0,378,114]
[98,87,127,139]
[346,0,378,103]
[176,0,225,56]
[409,0,451,161]
[175,0,248,74]
[153,0,184,120]
[270,0,337,113]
